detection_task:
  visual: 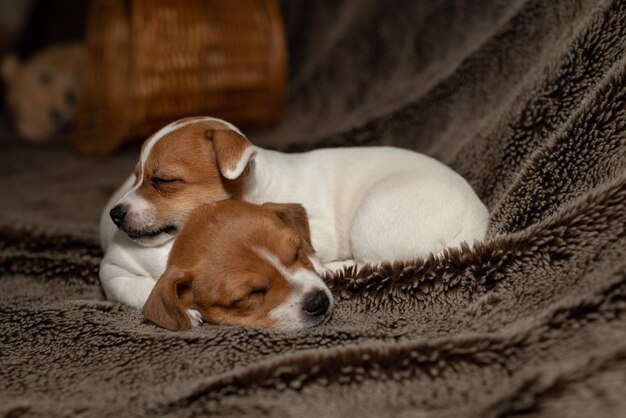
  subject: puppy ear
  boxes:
[143,267,195,331]
[1,54,20,83]
[207,129,256,180]
[264,203,316,254]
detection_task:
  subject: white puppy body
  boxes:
[244,147,488,264]
[99,122,489,309]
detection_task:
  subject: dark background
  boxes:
[0,0,310,146]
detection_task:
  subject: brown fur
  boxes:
[261,202,316,255]
[130,120,255,235]
[143,200,317,331]
[3,0,626,414]
[209,128,254,177]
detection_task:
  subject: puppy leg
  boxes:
[186,309,204,327]
[99,262,156,309]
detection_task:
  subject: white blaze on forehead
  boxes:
[254,247,330,293]
[120,117,244,202]
[254,247,293,283]
[254,247,333,330]
[138,117,243,184]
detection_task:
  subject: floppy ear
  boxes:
[207,129,256,180]
[264,203,316,254]
[1,54,20,83]
[143,267,195,331]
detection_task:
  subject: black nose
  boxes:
[303,290,329,317]
[109,204,128,227]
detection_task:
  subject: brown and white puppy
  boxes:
[100,116,488,309]
[143,200,333,331]
[99,117,266,309]
[106,118,248,246]
[2,43,84,141]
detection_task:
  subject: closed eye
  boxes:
[152,177,180,184]
[230,287,268,307]
[250,288,268,298]
[292,247,303,263]
[151,176,182,191]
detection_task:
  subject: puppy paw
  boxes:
[187,309,204,327]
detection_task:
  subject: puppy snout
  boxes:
[109,204,129,227]
[303,290,330,317]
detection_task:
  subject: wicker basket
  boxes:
[72,0,287,155]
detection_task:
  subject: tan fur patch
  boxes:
[133,121,248,232]
[143,200,319,330]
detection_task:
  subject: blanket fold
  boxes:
[2,0,626,416]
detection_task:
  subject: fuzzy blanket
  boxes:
[2,0,626,416]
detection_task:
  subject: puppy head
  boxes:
[143,200,333,331]
[2,44,84,142]
[111,117,257,246]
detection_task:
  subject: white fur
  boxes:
[99,118,489,311]
[243,147,489,265]
[98,189,171,308]
[256,248,333,330]
[187,309,203,327]
[222,146,257,180]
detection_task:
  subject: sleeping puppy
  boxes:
[143,200,332,331]
[99,118,250,308]
[100,116,489,309]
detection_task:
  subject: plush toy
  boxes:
[2,43,84,142]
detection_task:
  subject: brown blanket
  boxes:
[2,0,626,416]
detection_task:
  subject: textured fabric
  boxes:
[2,0,626,416]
